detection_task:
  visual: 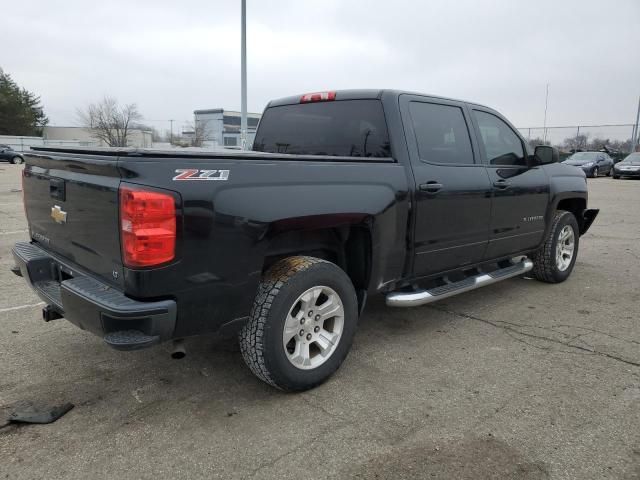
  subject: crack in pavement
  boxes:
[247,422,348,479]
[428,305,640,368]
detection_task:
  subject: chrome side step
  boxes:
[386,259,533,308]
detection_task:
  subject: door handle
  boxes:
[493,179,510,190]
[419,182,443,193]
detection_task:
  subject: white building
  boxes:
[193,109,261,149]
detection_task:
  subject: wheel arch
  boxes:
[262,220,373,309]
[555,197,587,234]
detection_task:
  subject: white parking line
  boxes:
[0,302,45,313]
[0,230,28,235]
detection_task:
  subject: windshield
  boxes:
[253,100,391,158]
[621,153,640,164]
[564,152,600,164]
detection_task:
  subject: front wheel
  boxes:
[239,256,358,391]
[11,156,23,165]
[531,211,579,283]
[590,167,599,178]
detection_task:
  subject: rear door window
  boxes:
[408,102,475,165]
[252,100,391,158]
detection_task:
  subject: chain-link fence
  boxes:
[517,124,637,156]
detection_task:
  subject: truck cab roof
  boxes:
[267,89,491,111]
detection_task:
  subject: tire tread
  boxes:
[531,210,575,283]
[238,256,330,390]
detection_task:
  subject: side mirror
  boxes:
[534,145,559,165]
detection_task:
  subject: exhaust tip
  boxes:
[170,339,186,359]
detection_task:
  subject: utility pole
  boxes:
[169,119,174,144]
[542,84,549,144]
[240,0,248,150]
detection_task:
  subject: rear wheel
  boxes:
[239,256,358,391]
[531,211,579,283]
[11,156,23,165]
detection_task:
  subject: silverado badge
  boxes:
[51,205,67,224]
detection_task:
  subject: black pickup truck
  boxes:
[12,90,598,391]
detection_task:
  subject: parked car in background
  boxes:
[612,152,640,179]
[562,151,614,178]
[0,145,24,164]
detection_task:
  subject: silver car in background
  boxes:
[612,152,640,179]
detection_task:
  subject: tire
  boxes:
[613,174,620,179]
[239,256,358,391]
[11,156,23,165]
[531,211,580,283]
[590,167,598,178]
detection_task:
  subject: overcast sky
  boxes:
[3,0,639,134]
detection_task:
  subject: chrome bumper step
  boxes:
[386,259,533,308]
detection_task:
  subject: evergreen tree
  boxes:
[0,68,49,136]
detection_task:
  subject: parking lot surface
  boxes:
[0,164,638,479]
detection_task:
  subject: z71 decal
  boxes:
[173,169,230,181]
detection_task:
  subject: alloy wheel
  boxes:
[282,285,344,370]
[555,225,575,272]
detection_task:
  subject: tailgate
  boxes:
[22,151,124,288]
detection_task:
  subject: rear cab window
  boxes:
[253,100,391,158]
[408,102,475,165]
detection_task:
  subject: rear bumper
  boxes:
[11,242,176,351]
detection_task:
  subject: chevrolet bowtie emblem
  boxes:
[51,205,67,224]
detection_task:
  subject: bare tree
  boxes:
[608,138,633,152]
[77,96,142,147]
[563,133,589,152]
[527,137,548,148]
[587,137,616,152]
[183,120,211,147]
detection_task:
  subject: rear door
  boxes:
[400,95,492,276]
[23,151,124,287]
[469,108,549,259]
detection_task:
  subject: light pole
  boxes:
[632,95,640,153]
[542,84,549,144]
[240,0,248,150]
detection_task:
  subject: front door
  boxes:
[469,108,550,259]
[400,96,492,277]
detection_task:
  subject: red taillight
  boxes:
[119,185,176,268]
[300,91,336,103]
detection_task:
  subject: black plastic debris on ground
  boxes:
[0,402,74,428]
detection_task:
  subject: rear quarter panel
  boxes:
[119,156,410,337]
